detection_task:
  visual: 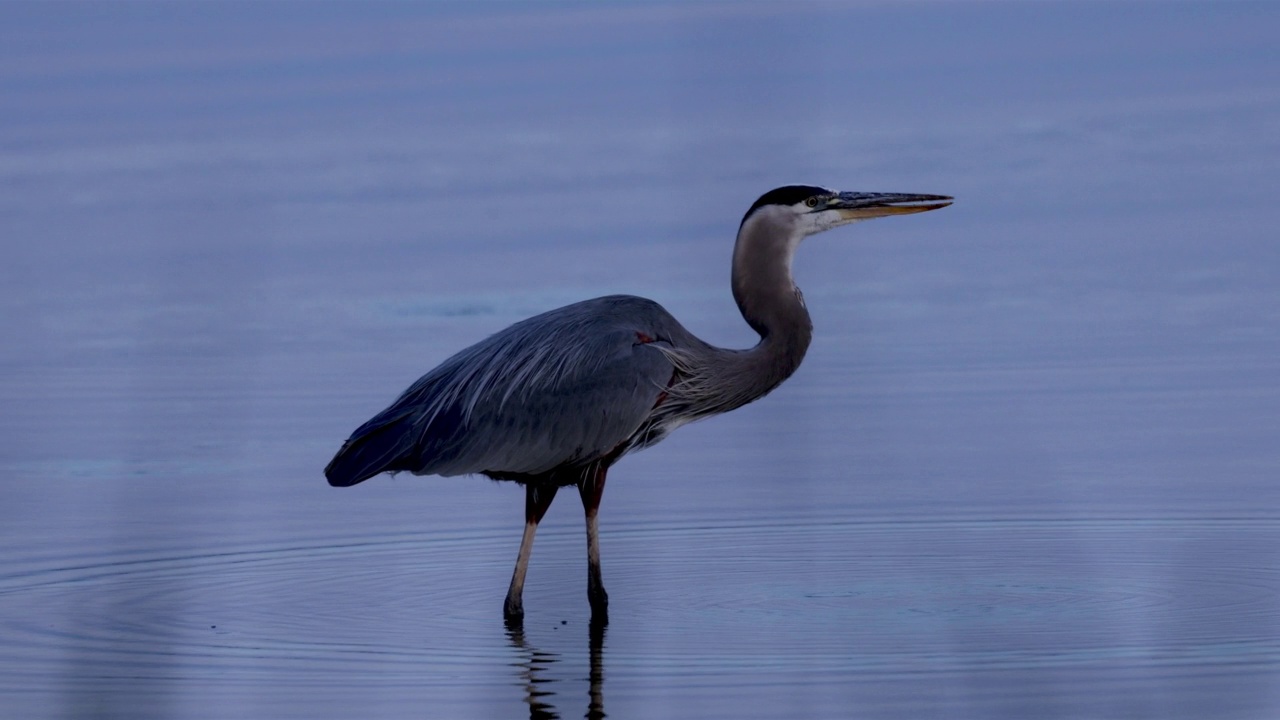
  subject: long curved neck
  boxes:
[723,208,814,402]
[655,208,813,423]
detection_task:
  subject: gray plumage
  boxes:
[326,295,686,481]
[325,184,952,625]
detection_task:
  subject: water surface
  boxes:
[1,3,1278,718]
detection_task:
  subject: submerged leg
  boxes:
[578,466,609,621]
[504,483,559,625]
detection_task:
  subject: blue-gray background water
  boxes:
[2,3,1278,718]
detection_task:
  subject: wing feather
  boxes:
[324,296,676,486]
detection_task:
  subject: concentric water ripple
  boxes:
[2,515,1277,702]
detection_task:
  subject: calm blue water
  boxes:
[2,3,1278,718]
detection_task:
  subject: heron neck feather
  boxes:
[727,208,814,397]
[642,210,814,433]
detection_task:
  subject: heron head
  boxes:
[742,185,953,238]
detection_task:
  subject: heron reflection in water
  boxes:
[507,621,606,720]
[326,185,953,625]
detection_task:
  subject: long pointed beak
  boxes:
[831,192,953,220]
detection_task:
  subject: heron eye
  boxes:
[804,197,819,208]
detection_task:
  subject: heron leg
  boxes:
[504,483,559,625]
[579,466,609,621]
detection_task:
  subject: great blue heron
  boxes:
[325,185,952,625]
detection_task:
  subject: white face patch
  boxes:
[799,205,863,236]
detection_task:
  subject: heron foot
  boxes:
[588,585,609,624]
[503,595,524,627]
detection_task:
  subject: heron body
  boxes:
[325,185,952,625]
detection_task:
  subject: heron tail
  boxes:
[324,416,416,487]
